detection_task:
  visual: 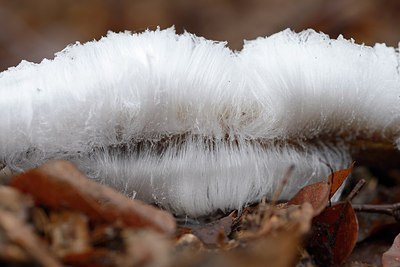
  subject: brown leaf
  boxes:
[0,209,62,267]
[382,233,400,267]
[191,212,235,246]
[308,201,358,266]
[288,181,330,216]
[287,164,354,217]
[329,163,354,197]
[10,160,176,234]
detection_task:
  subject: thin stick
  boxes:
[271,165,294,204]
[353,203,400,218]
[346,179,366,202]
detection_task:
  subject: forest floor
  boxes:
[0,154,400,267]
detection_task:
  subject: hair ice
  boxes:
[0,28,399,216]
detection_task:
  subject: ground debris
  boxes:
[10,160,176,234]
[308,201,359,266]
[0,209,62,267]
[0,161,398,266]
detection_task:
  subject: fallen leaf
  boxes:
[308,201,358,266]
[191,212,235,246]
[10,160,176,234]
[382,233,400,267]
[329,163,354,197]
[287,164,354,216]
[288,181,330,216]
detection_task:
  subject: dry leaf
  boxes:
[329,163,354,197]
[288,181,330,216]
[10,160,176,234]
[308,201,358,265]
[287,165,354,217]
[191,212,235,246]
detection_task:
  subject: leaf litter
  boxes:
[0,160,398,266]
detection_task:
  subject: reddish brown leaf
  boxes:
[288,164,354,216]
[288,181,330,215]
[191,212,235,246]
[308,201,358,266]
[10,160,176,234]
[382,233,400,267]
[329,163,354,197]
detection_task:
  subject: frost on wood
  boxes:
[0,28,399,216]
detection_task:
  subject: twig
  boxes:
[353,203,400,221]
[271,165,294,204]
[346,179,366,202]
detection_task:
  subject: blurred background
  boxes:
[1,0,400,71]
